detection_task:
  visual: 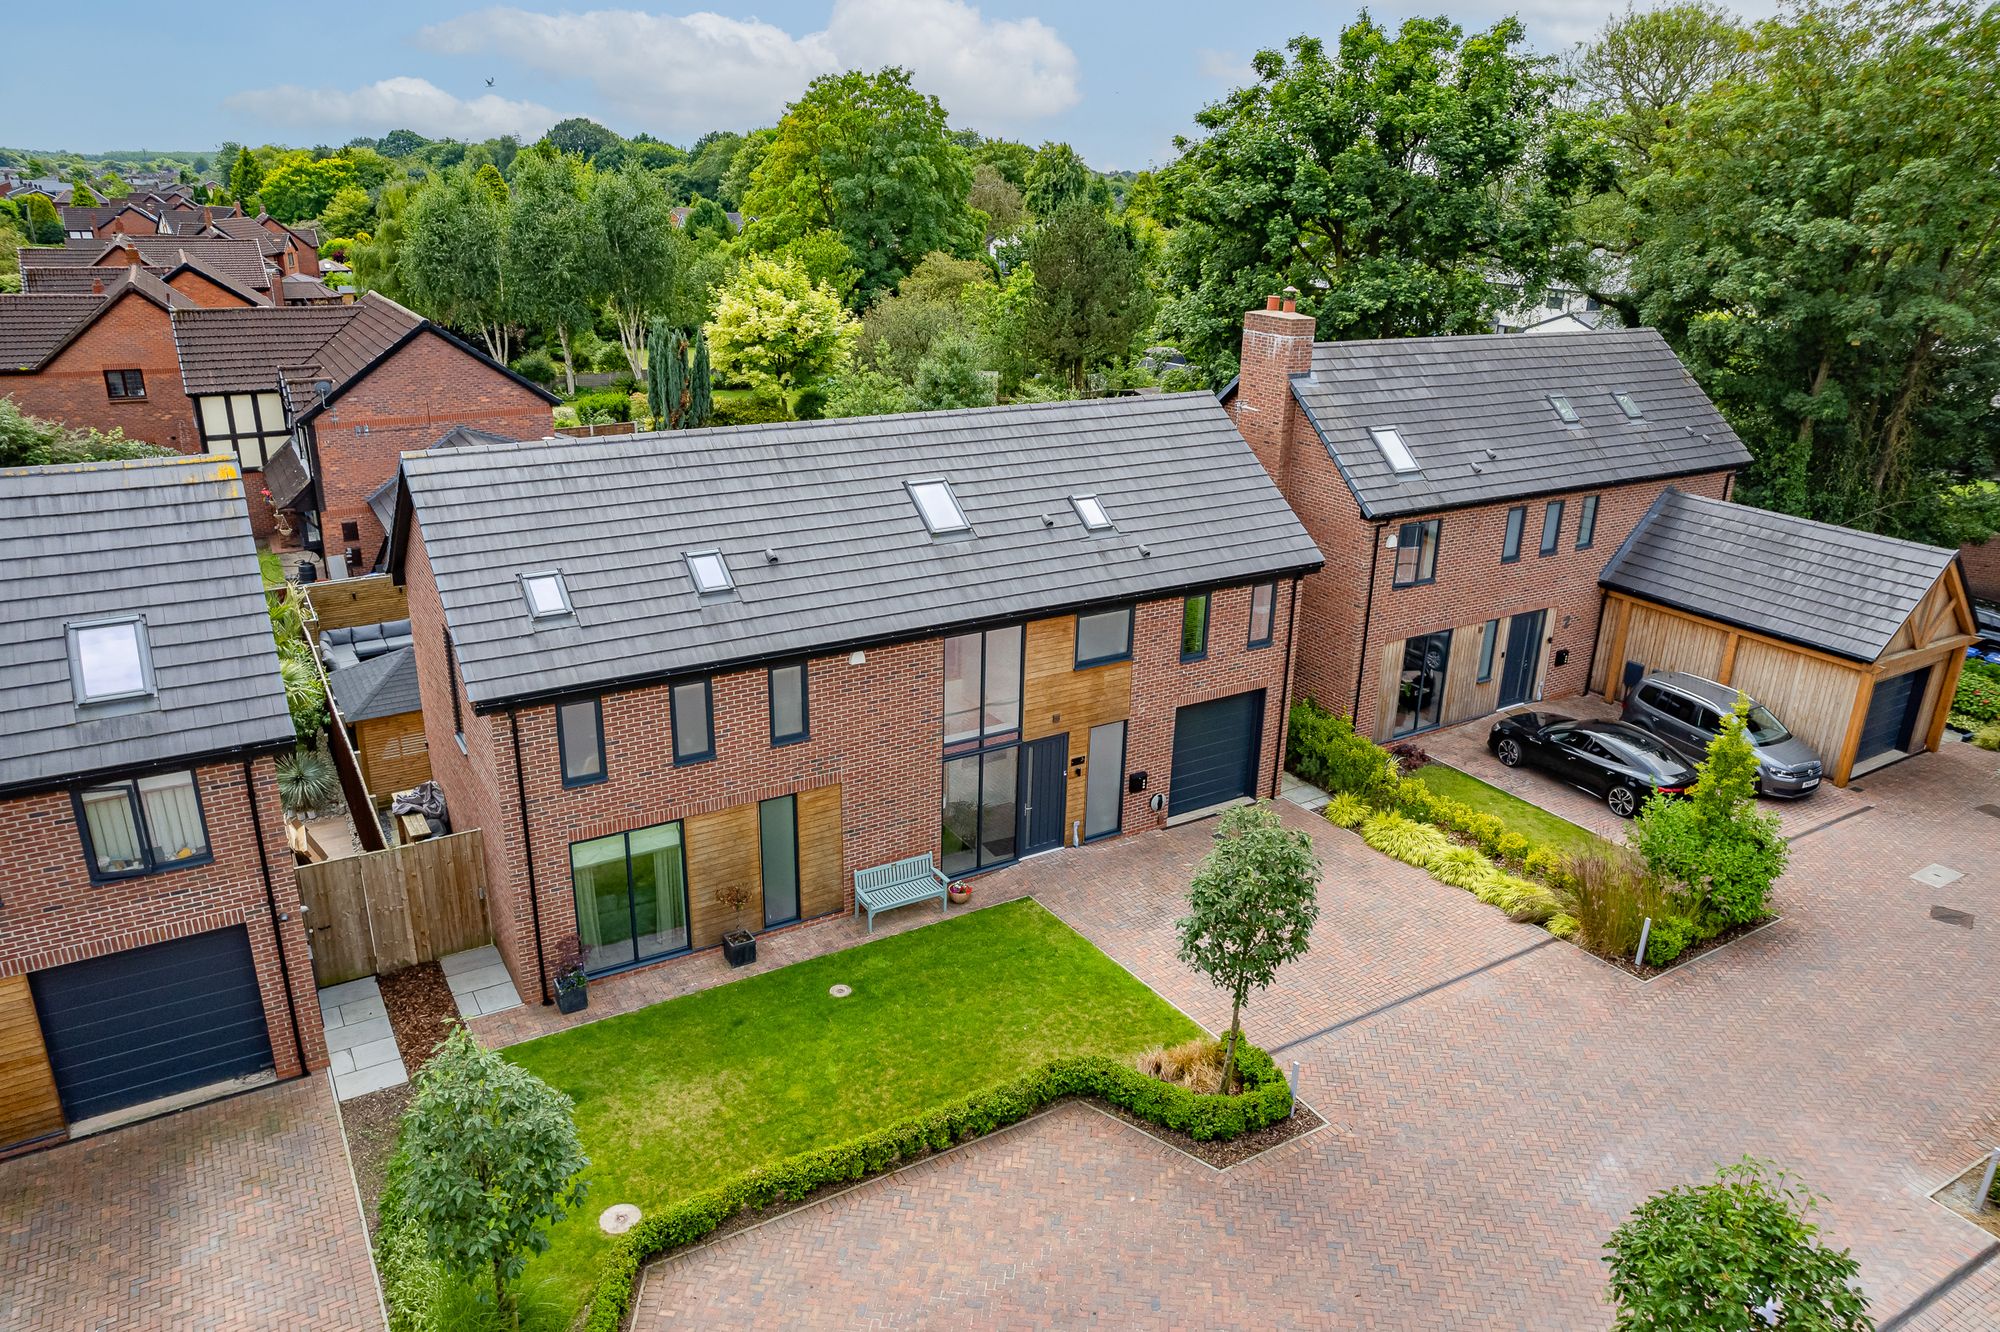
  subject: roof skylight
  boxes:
[908,479,969,534]
[68,617,153,704]
[521,571,572,619]
[1613,391,1645,420]
[1548,394,1580,424]
[685,550,733,594]
[1071,495,1112,531]
[1369,427,1419,473]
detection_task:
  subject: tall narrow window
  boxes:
[1477,618,1500,683]
[670,677,714,764]
[76,771,210,879]
[1502,506,1525,563]
[1083,721,1126,840]
[1392,520,1440,587]
[557,698,605,786]
[1074,607,1133,667]
[769,662,808,745]
[1369,427,1419,472]
[1539,500,1564,556]
[942,626,1022,752]
[940,625,1025,875]
[1247,582,1276,648]
[1575,494,1599,550]
[1181,593,1210,661]
[759,795,800,927]
[445,632,464,740]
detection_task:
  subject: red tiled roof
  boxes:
[0,294,104,370]
[171,291,420,395]
[22,236,272,292]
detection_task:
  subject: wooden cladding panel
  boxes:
[1022,614,1131,836]
[356,712,432,796]
[1373,639,1403,741]
[799,783,845,919]
[1610,603,1729,695]
[0,975,64,1149]
[687,803,762,949]
[302,575,409,640]
[1728,639,1863,768]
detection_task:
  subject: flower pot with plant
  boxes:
[948,881,971,905]
[553,939,589,1014]
[716,878,758,966]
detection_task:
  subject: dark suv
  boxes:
[1620,671,1823,798]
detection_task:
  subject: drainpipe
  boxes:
[242,759,307,1078]
[1271,575,1302,797]
[508,709,550,1005]
[1351,523,1386,723]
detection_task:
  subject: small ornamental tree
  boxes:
[645,320,686,427]
[1175,801,1322,1094]
[396,1026,589,1330]
[1605,1159,1870,1331]
[706,254,857,410]
[687,329,714,428]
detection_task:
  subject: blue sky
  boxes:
[4,1,1776,171]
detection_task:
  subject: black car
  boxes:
[1487,713,1699,818]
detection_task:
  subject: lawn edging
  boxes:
[581,1044,1293,1331]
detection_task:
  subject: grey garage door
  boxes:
[30,926,273,1124]
[1855,666,1932,763]
[1168,690,1266,817]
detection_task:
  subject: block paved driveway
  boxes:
[639,742,2000,1330]
[0,1075,383,1331]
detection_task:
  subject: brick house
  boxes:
[172,292,558,569]
[0,455,325,1158]
[385,395,1321,1003]
[1223,299,1751,742]
[20,234,277,304]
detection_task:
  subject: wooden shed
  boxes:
[1592,490,1975,786]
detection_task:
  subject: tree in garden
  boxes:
[1605,1159,1870,1331]
[911,332,993,411]
[1023,141,1091,217]
[968,163,1024,239]
[504,149,598,395]
[1625,0,2000,542]
[317,184,375,240]
[742,66,978,305]
[1569,2,1751,161]
[822,366,912,419]
[400,166,509,361]
[540,116,622,163]
[706,254,857,411]
[776,228,862,305]
[260,156,358,223]
[396,1027,588,1331]
[687,329,713,427]
[1157,18,1615,378]
[681,196,736,247]
[1021,203,1155,395]
[350,180,417,302]
[0,398,173,467]
[228,146,263,208]
[588,163,698,380]
[1175,801,1322,1096]
[24,193,62,245]
[71,181,100,207]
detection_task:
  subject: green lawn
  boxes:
[503,898,1201,1319]
[1412,762,1610,860]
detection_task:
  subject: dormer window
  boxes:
[1071,495,1112,531]
[68,616,153,704]
[685,550,732,594]
[907,479,969,534]
[1369,427,1419,473]
[1548,394,1579,424]
[521,571,572,619]
[1613,391,1645,420]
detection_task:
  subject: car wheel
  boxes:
[1606,785,1639,819]
[1497,738,1523,767]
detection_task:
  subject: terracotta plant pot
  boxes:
[948,886,971,905]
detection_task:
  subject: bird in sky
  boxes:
[485,77,495,87]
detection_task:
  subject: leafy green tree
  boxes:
[776,228,862,305]
[401,166,509,360]
[683,129,746,202]
[968,136,1034,188]
[24,193,62,245]
[968,163,1025,239]
[911,332,994,411]
[646,321,689,427]
[228,147,263,208]
[859,289,971,384]
[822,366,912,418]
[719,127,777,211]
[540,116,622,163]
[588,163,703,379]
[0,398,174,466]
[1605,1159,1870,1331]
[681,196,735,246]
[261,156,358,223]
[1570,2,1751,160]
[1626,0,2000,541]
[973,263,1038,397]
[71,181,100,207]
[472,162,508,205]
[395,1027,589,1331]
[706,254,857,410]
[378,129,430,159]
[1175,801,1321,1096]
[1020,204,1155,394]
[743,66,978,305]
[1158,18,1615,378]
[1023,141,1090,217]
[351,180,417,301]
[504,149,598,394]
[687,329,713,427]
[317,184,375,239]
[900,251,992,304]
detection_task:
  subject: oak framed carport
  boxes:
[1590,489,1976,786]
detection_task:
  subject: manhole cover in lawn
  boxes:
[599,1204,642,1234]
[829,984,852,998]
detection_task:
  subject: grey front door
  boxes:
[1019,734,1069,855]
[1499,611,1546,706]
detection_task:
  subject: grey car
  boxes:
[1620,671,1824,798]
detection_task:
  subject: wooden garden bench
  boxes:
[853,854,950,933]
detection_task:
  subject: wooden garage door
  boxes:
[30,927,273,1125]
[1168,691,1266,817]
[0,975,64,1150]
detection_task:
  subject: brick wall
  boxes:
[1,293,198,454]
[313,332,551,571]
[165,268,259,310]
[0,755,327,1081]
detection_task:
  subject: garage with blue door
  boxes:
[30,926,274,1127]
[1167,690,1266,817]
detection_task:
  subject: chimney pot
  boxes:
[1282,284,1300,314]
[1265,295,1280,312]
[91,278,103,294]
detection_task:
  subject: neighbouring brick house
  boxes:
[206,213,320,282]
[21,234,277,303]
[172,292,558,568]
[1223,298,1751,742]
[0,455,325,1158]
[386,396,1321,1002]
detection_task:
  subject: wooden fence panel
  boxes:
[297,829,491,986]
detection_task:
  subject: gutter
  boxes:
[242,758,307,1077]
[1352,524,1386,722]
[507,709,550,1005]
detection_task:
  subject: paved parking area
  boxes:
[639,741,2000,1329]
[0,1075,383,1331]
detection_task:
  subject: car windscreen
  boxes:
[1742,704,1791,745]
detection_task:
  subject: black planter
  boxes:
[722,930,757,967]
[555,983,588,1014]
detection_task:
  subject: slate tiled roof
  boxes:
[397,393,1325,709]
[281,274,342,303]
[24,236,272,293]
[1600,489,1960,662]
[0,454,295,794]
[1289,328,1752,519]
[326,644,420,722]
[170,299,383,394]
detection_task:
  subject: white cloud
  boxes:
[418,0,1081,137]
[224,76,557,141]
[1194,48,1252,85]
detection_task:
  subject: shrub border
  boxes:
[579,1045,1292,1331]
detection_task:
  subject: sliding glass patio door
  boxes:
[570,822,689,974]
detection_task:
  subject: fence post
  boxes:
[1635,917,1653,968]
[1978,1147,2000,1214]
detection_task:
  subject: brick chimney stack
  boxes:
[1234,290,1316,491]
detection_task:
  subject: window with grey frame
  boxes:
[941,626,1024,877]
[1247,582,1276,648]
[670,677,714,764]
[1539,500,1564,555]
[759,794,800,927]
[768,662,808,745]
[75,771,211,880]
[1392,519,1440,586]
[557,697,605,786]
[1501,506,1525,563]
[1477,618,1500,683]
[1181,593,1210,661]
[1074,606,1133,667]
[1575,494,1599,549]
